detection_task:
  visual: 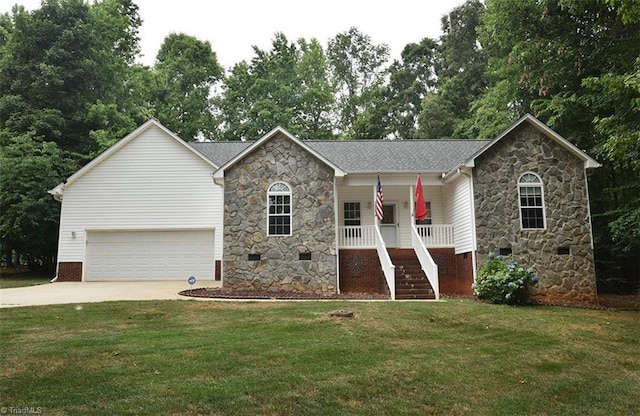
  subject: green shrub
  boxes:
[473,255,538,305]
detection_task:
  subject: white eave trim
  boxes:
[461,114,602,171]
[213,126,346,182]
[47,119,219,199]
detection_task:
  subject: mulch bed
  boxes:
[179,287,390,300]
[180,287,639,310]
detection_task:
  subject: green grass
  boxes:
[0,272,51,288]
[1,300,639,415]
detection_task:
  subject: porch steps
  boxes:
[388,249,436,300]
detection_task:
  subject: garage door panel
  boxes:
[86,230,214,281]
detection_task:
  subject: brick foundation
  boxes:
[454,253,475,296]
[57,262,83,282]
[339,248,477,297]
[428,248,457,281]
[339,250,389,294]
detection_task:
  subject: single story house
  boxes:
[49,114,601,302]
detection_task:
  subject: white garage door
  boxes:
[85,230,215,281]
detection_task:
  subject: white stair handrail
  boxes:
[411,224,440,300]
[374,226,395,300]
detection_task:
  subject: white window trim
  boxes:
[518,172,546,230]
[267,181,292,236]
[343,201,361,226]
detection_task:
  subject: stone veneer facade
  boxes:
[473,124,597,302]
[222,134,337,293]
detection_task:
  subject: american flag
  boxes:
[375,175,384,221]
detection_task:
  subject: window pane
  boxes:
[343,202,361,226]
[269,215,291,235]
[519,173,541,184]
[521,208,544,229]
[521,186,543,207]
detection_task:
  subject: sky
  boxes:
[2,0,468,70]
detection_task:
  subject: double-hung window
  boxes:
[343,202,361,238]
[518,173,545,229]
[268,182,291,236]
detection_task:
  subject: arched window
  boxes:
[518,173,545,229]
[267,182,292,236]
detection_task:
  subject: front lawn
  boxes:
[0,300,638,415]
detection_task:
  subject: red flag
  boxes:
[375,175,384,221]
[415,175,427,221]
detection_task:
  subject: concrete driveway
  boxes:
[0,281,222,308]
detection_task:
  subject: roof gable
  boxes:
[463,114,601,170]
[212,127,346,182]
[49,119,218,200]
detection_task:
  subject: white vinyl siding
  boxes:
[443,174,474,254]
[85,230,214,281]
[56,124,222,274]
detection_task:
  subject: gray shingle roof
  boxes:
[190,139,490,174]
[190,142,250,167]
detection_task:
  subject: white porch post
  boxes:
[409,184,415,225]
[334,177,340,294]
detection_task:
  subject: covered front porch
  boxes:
[335,175,459,300]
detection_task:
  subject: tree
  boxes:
[150,33,223,141]
[295,38,335,139]
[0,134,75,269]
[218,33,335,141]
[0,0,143,155]
[385,38,439,139]
[415,0,487,139]
[327,27,389,138]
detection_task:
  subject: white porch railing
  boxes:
[411,225,440,300]
[415,225,454,247]
[338,226,377,248]
[374,226,396,300]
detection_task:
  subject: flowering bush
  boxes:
[473,255,538,305]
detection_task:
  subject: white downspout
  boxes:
[334,177,340,294]
[459,168,478,283]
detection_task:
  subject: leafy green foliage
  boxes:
[385,38,439,139]
[150,33,223,140]
[0,134,76,270]
[218,33,335,140]
[327,27,390,138]
[415,0,487,139]
[473,255,539,305]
